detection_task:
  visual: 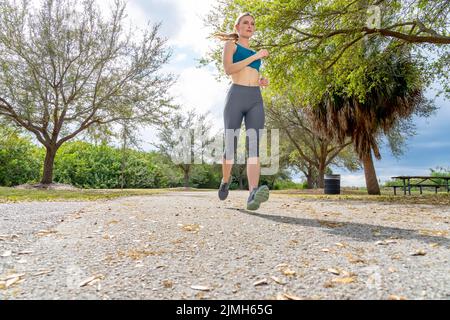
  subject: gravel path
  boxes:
[0,191,449,300]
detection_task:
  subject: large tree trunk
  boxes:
[362,151,381,195]
[318,162,326,188]
[239,175,244,190]
[306,168,314,189]
[183,168,190,189]
[41,145,58,185]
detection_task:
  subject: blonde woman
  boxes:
[215,12,270,211]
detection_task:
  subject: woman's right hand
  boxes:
[256,49,269,60]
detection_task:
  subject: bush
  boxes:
[0,128,41,186]
[53,142,178,189]
[273,180,305,190]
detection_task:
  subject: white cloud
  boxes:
[170,66,229,121]
[173,53,188,63]
[163,0,218,56]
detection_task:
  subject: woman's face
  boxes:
[236,16,255,38]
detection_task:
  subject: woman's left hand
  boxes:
[259,77,269,87]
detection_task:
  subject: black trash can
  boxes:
[324,174,341,195]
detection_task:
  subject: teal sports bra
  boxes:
[233,43,261,72]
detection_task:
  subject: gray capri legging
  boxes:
[223,83,265,161]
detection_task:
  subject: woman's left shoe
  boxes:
[246,185,270,211]
[218,178,231,201]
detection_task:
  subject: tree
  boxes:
[154,110,215,189]
[205,0,449,97]
[265,92,360,188]
[307,49,435,194]
[205,1,439,194]
[0,0,174,185]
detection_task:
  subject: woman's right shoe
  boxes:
[246,185,270,211]
[218,179,230,201]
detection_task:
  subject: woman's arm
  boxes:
[222,41,267,75]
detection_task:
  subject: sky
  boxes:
[99,0,449,187]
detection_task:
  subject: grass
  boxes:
[0,187,185,203]
[273,188,450,205]
[1,186,448,205]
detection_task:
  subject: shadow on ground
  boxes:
[224,207,450,247]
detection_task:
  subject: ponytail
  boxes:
[213,32,239,42]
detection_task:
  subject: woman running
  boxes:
[214,12,270,211]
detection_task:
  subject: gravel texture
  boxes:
[0,191,449,300]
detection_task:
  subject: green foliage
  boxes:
[53,142,180,189]
[0,127,41,186]
[430,166,450,186]
[273,180,305,190]
[0,131,330,190]
[205,0,450,100]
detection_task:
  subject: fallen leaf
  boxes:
[32,270,52,277]
[36,230,58,237]
[411,250,426,256]
[419,229,448,237]
[5,277,20,288]
[79,274,104,287]
[190,285,211,291]
[0,273,26,281]
[0,234,19,241]
[270,276,286,285]
[17,251,33,255]
[162,280,173,288]
[182,224,201,232]
[5,275,24,288]
[281,268,296,277]
[345,253,366,264]
[195,292,207,299]
[328,268,340,275]
[331,277,356,284]
[253,279,268,287]
[282,293,303,300]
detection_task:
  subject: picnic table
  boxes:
[391,176,450,195]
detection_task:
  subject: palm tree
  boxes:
[308,50,431,195]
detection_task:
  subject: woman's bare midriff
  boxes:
[231,66,260,87]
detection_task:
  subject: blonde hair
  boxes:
[214,12,255,42]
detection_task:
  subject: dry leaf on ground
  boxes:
[331,277,356,284]
[79,274,104,287]
[410,250,426,256]
[253,279,268,287]
[270,276,286,285]
[191,285,211,291]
